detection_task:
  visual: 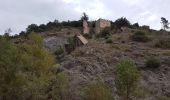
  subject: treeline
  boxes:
[19,17,138,37]
[19,20,82,36]
[26,20,82,32]
[1,12,142,38]
[0,20,82,39]
[1,13,142,39]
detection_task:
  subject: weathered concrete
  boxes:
[83,20,90,34]
[95,18,111,33]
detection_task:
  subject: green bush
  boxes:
[84,81,112,100]
[146,57,161,68]
[55,47,65,59]
[106,39,113,43]
[131,31,149,42]
[96,29,110,38]
[155,38,170,49]
[115,58,140,100]
[51,73,70,100]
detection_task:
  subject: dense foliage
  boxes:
[114,17,131,29]
[0,32,69,100]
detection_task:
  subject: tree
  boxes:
[161,17,169,30]
[39,24,47,32]
[81,12,89,21]
[0,32,55,100]
[114,17,131,29]
[132,23,139,28]
[19,31,26,37]
[0,38,24,100]
[4,28,12,39]
[115,59,140,100]
[5,28,12,34]
[26,24,39,33]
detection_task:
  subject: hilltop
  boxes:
[1,15,170,100]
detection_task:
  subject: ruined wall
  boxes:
[95,19,111,33]
[83,20,90,34]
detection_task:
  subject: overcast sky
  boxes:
[0,0,169,35]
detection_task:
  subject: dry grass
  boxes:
[161,50,170,56]
[111,44,131,51]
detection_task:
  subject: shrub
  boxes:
[158,96,170,100]
[55,47,65,59]
[106,39,113,43]
[146,57,161,68]
[155,38,170,49]
[83,34,92,39]
[51,73,70,100]
[96,28,110,38]
[115,58,140,100]
[84,81,112,100]
[131,31,149,42]
[114,17,131,29]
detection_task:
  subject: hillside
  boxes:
[42,27,170,100]
[1,17,170,100]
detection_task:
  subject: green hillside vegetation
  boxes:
[0,32,68,100]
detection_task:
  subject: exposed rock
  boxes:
[43,36,68,52]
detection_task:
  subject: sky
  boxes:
[0,0,169,35]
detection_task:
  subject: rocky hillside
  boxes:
[43,28,170,100]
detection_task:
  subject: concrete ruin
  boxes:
[95,18,111,33]
[74,34,88,46]
[83,18,111,34]
[83,20,90,34]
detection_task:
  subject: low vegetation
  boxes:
[96,28,110,39]
[106,38,113,43]
[155,38,170,49]
[115,58,140,100]
[83,34,93,39]
[84,81,112,100]
[131,31,149,42]
[146,57,161,68]
[51,73,70,100]
[55,46,65,59]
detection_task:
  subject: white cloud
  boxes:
[121,0,140,5]
[0,0,170,34]
[147,14,158,22]
[140,11,150,16]
[62,0,75,3]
